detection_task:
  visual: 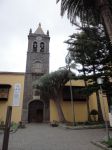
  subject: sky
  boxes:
[0,0,76,72]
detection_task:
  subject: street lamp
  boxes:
[97,77,110,141]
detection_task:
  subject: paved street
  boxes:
[0,124,110,150]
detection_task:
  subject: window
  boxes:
[35,89,40,96]
[0,84,11,100]
[33,88,40,96]
[63,86,87,101]
[32,61,43,73]
[33,41,37,52]
[40,42,44,52]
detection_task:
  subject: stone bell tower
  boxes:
[22,23,50,123]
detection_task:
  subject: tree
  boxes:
[57,0,112,43]
[34,69,70,122]
[65,26,112,121]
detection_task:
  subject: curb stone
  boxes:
[91,141,112,150]
[58,124,105,130]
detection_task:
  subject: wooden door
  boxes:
[28,100,44,123]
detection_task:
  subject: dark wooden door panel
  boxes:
[28,100,44,123]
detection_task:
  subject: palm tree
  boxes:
[57,0,112,43]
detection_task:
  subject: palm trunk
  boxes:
[53,96,66,123]
[98,0,112,43]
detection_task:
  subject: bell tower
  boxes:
[22,23,50,123]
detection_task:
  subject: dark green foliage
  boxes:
[65,25,112,121]
[34,69,72,122]
[90,109,98,121]
[66,26,111,77]
[103,138,112,148]
[34,69,70,100]
[56,0,101,25]
[90,109,98,116]
[57,0,112,49]
[65,25,112,86]
[57,0,112,26]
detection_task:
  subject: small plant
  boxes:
[0,120,5,129]
[0,121,4,126]
[19,121,26,128]
[90,109,98,122]
[103,138,112,148]
[10,122,19,132]
[50,120,58,127]
[84,121,93,125]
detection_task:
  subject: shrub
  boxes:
[90,109,98,121]
[103,138,112,148]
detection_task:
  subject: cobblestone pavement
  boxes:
[0,124,110,150]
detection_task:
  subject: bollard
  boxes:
[2,106,12,150]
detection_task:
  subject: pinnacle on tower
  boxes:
[34,23,45,35]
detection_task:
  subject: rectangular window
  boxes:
[0,89,9,98]
[0,84,11,100]
[63,86,87,101]
[35,90,40,96]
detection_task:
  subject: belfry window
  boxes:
[40,42,44,52]
[33,41,37,52]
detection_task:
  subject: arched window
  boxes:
[40,42,44,52]
[33,41,37,52]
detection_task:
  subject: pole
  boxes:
[69,79,76,126]
[69,67,76,126]
[2,106,12,150]
[99,85,110,141]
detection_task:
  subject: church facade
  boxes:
[22,24,50,123]
[0,24,110,124]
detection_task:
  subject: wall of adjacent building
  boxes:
[0,74,109,124]
[50,100,88,122]
[0,72,24,123]
[50,80,109,123]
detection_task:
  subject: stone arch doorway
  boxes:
[28,100,44,123]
